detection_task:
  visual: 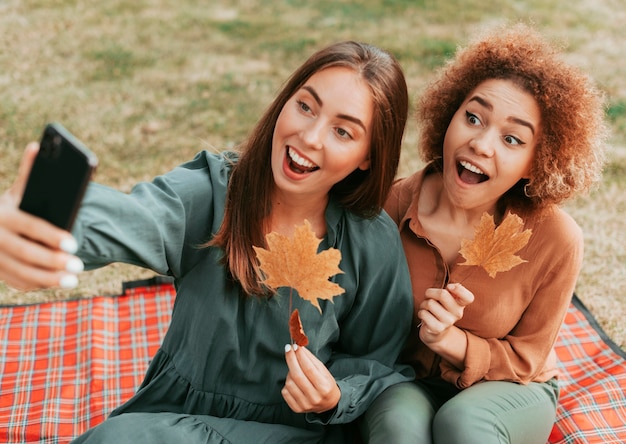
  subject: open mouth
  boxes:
[287,147,319,174]
[457,160,489,184]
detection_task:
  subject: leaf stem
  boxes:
[289,287,294,345]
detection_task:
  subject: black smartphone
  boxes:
[19,123,98,230]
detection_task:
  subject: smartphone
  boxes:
[19,123,98,230]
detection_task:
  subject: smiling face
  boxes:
[270,66,373,204]
[441,78,541,213]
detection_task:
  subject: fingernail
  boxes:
[293,344,299,351]
[60,237,78,254]
[285,344,292,353]
[59,274,78,289]
[65,257,84,274]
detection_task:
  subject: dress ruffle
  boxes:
[111,349,318,431]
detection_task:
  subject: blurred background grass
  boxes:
[1,0,625,347]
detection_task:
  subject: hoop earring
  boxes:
[524,183,532,198]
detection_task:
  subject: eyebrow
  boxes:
[468,95,536,135]
[302,85,368,132]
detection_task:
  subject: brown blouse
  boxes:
[385,167,583,389]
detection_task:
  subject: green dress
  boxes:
[70,151,414,444]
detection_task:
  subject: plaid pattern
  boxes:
[0,282,625,444]
[0,279,175,444]
[550,296,626,443]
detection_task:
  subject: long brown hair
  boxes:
[210,41,408,295]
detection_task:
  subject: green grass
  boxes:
[607,100,626,145]
[1,0,625,347]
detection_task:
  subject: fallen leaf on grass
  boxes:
[289,309,309,347]
[459,212,532,278]
[254,219,344,312]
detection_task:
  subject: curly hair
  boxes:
[417,22,608,208]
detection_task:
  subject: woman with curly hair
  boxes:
[360,23,608,444]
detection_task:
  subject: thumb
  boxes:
[8,143,39,203]
[447,283,475,306]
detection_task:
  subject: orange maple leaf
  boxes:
[253,220,344,312]
[459,212,532,278]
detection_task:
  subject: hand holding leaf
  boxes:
[418,211,532,331]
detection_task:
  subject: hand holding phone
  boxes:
[19,123,98,230]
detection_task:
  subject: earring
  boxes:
[524,183,532,198]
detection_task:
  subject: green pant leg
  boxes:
[359,381,436,444]
[433,379,559,444]
[360,378,558,444]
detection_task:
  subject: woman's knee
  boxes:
[432,394,498,444]
[360,382,433,444]
[432,381,558,444]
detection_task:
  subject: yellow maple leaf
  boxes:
[253,220,344,312]
[459,212,532,278]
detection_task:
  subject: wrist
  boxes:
[424,326,467,369]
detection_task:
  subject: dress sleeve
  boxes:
[440,209,584,388]
[72,151,231,278]
[307,214,415,425]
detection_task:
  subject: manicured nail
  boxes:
[292,344,299,351]
[60,237,78,254]
[285,344,292,353]
[65,257,84,274]
[59,274,78,289]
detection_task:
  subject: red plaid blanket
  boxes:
[550,296,626,443]
[0,279,174,444]
[0,279,625,443]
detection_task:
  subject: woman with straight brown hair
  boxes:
[0,41,414,443]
